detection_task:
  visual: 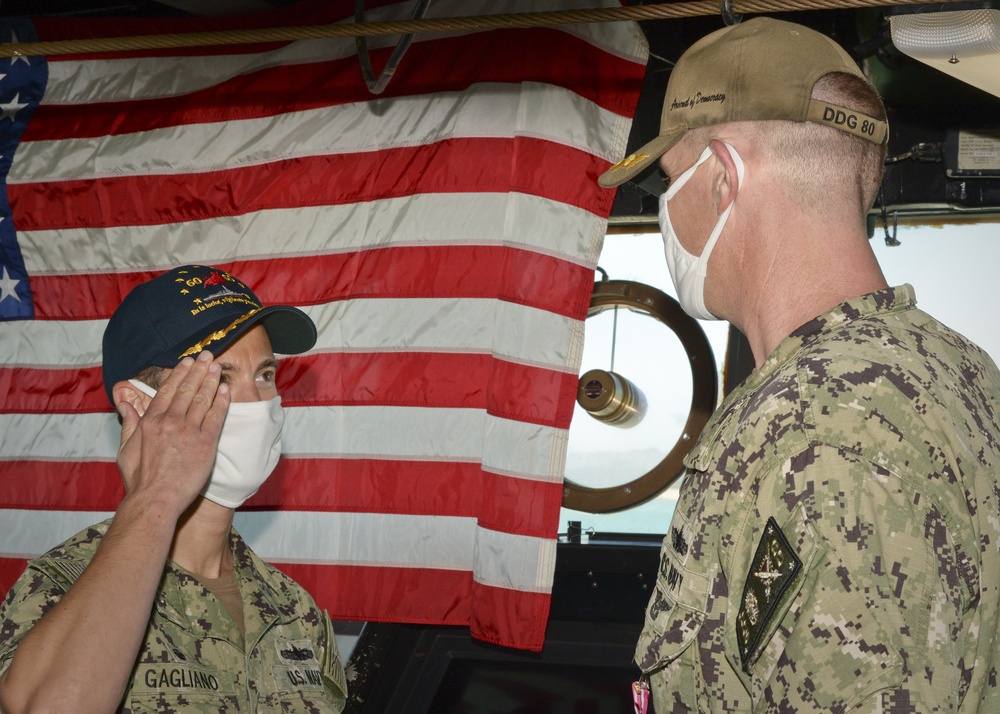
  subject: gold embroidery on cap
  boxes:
[609,152,649,172]
[178,309,260,359]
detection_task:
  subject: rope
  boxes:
[0,0,970,58]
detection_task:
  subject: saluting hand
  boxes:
[116,350,231,519]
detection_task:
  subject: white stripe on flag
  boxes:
[310,299,582,371]
[0,406,563,477]
[0,318,105,367]
[0,509,555,592]
[1,413,120,460]
[2,407,483,462]
[0,298,581,371]
[482,414,571,483]
[473,526,558,591]
[11,83,623,183]
[0,510,113,558]
[1,407,570,483]
[235,511,477,570]
[284,406,486,461]
[42,38,364,106]
[19,193,601,275]
[236,511,555,591]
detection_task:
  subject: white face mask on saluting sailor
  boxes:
[129,379,284,509]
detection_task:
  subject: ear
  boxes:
[709,138,742,215]
[112,380,152,419]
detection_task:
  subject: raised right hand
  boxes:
[116,350,231,519]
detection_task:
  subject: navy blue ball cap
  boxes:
[102,265,316,406]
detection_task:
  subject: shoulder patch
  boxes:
[736,517,802,672]
[34,557,88,591]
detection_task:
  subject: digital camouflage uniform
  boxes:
[0,520,348,712]
[639,285,1000,713]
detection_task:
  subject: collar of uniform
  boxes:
[785,283,916,347]
[684,284,917,471]
[154,529,297,647]
[229,529,303,650]
[154,563,241,644]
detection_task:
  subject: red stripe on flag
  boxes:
[25,30,644,141]
[3,353,579,428]
[3,351,492,415]
[0,557,31,599]
[0,461,124,511]
[285,354,580,430]
[484,357,579,428]
[10,138,610,232]
[476,471,564,540]
[470,579,551,651]
[246,461,563,539]
[274,562,472,628]
[24,245,595,321]
[0,458,561,536]
[0,365,108,415]
[280,352,491,410]
[245,459,484,516]
[243,562,551,651]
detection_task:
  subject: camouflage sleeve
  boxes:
[319,611,348,711]
[732,443,965,712]
[0,564,68,677]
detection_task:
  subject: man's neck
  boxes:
[728,214,888,368]
[169,497,236,579]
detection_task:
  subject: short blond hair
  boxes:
[760,73,886,213]
[689,73,887,215]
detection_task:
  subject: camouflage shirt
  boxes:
[0,520,348,712]
[638,285,1000,713]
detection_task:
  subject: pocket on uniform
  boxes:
[635,513,712,674]
[731,503,902,710]
[256,687,345,713]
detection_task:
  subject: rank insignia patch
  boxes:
[736,517,802,672]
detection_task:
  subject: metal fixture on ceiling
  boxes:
[354,0,430,94]
[890,6,1000,99]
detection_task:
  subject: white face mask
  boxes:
[659,143,745,321]
[128,379,284,509]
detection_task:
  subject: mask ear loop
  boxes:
[694,143,745,281]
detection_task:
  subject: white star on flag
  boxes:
[0,266,21,303]
[8,32,30,65]
[0,92,26,121]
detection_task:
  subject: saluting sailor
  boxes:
[0,265,347,712]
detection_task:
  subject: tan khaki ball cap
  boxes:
[599,17,889,188]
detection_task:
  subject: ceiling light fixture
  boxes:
[890,7,1000,99]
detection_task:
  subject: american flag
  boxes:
[0,0,647,651]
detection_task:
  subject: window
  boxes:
[561,231,728,537]
[561,221,1000,537]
